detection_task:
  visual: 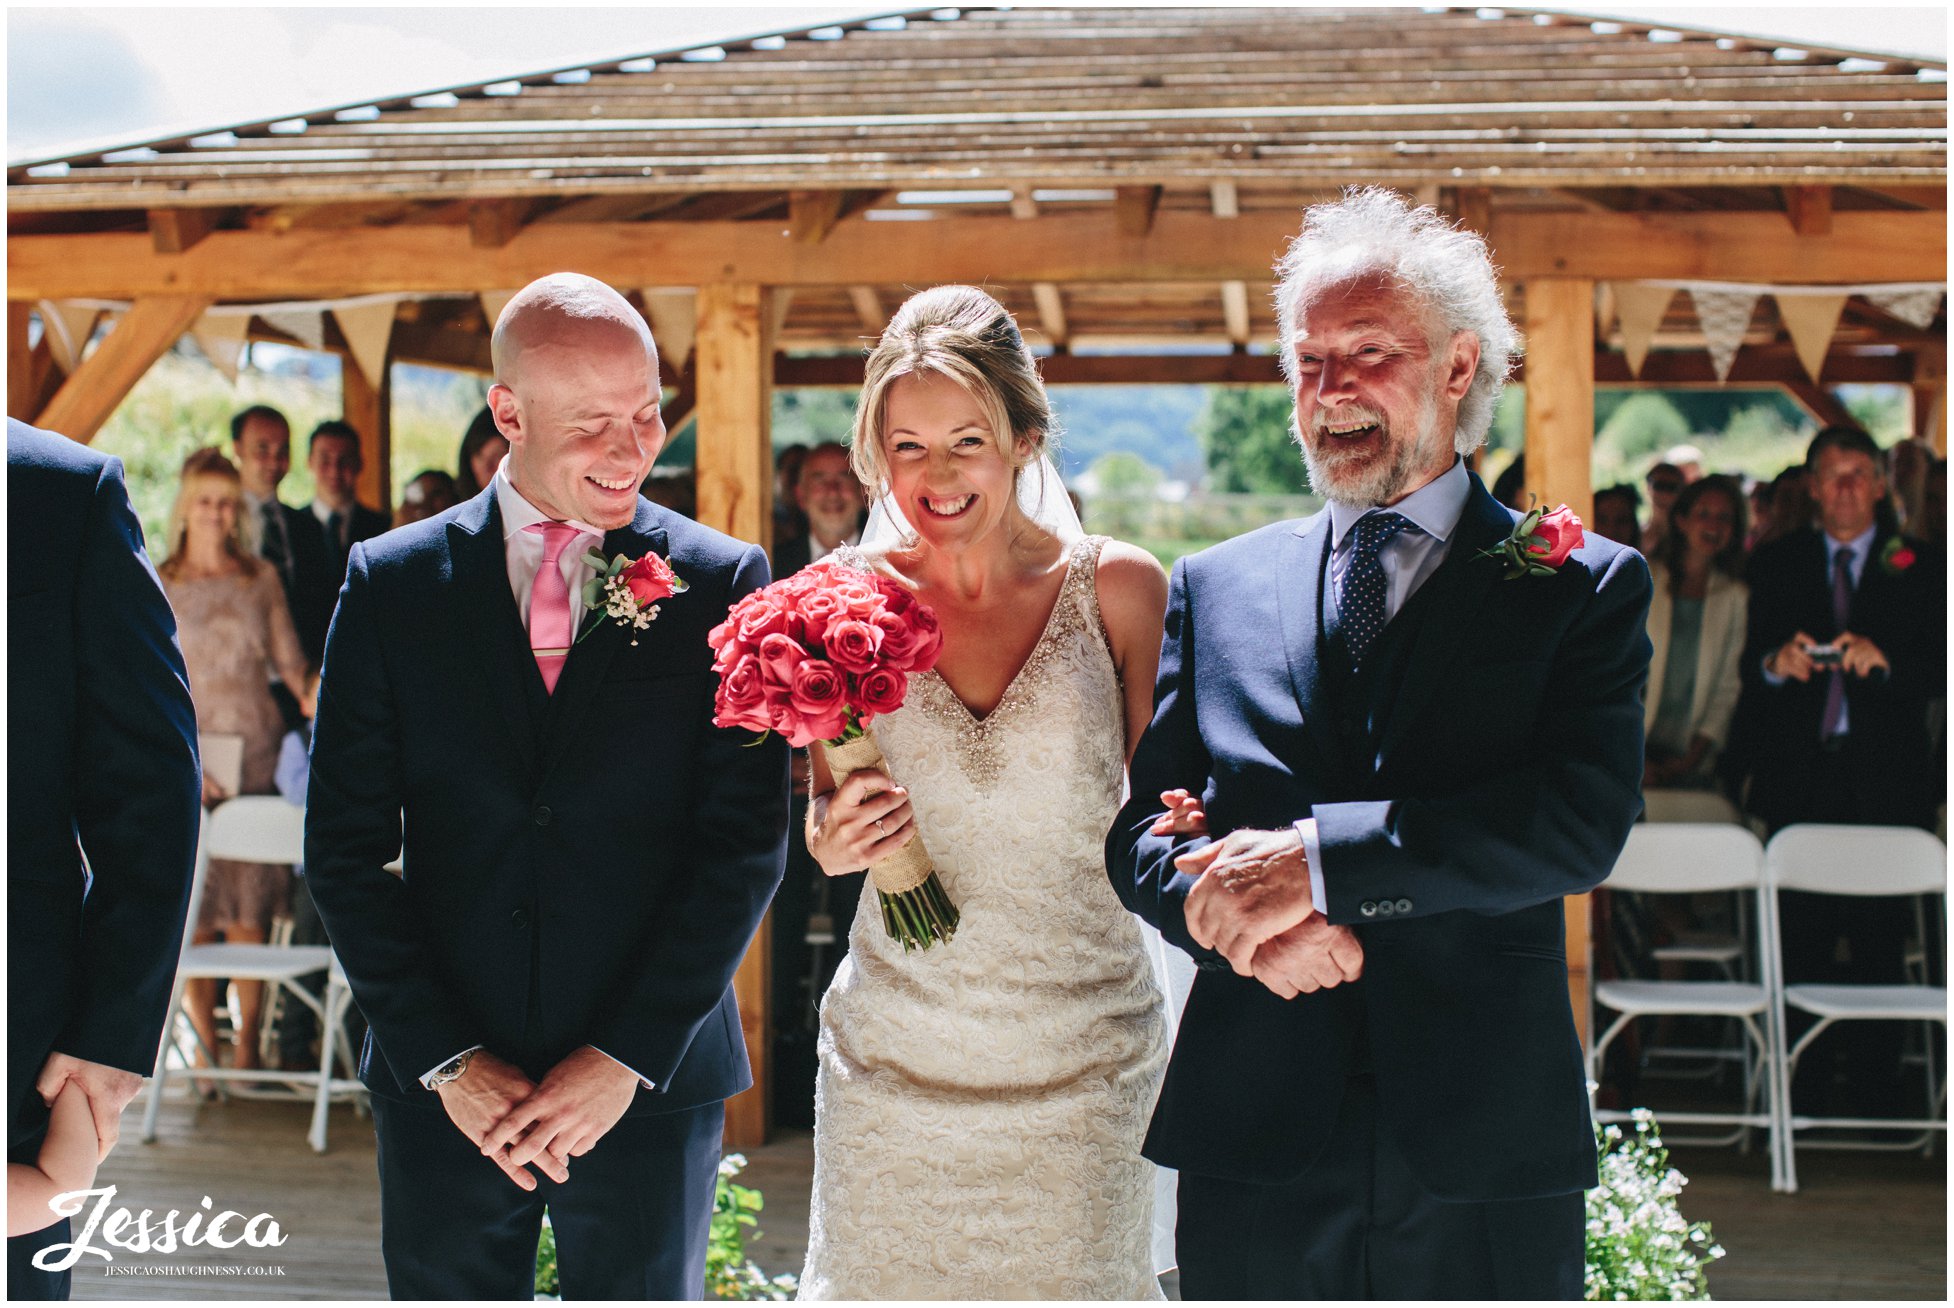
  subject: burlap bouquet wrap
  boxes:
[822,730,934,895]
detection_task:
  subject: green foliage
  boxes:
[1585,1111,1724,1301]
[707,1153,797,1300]
[1049,384,1207,481]
[1196,385,1307,494]
[532,1155,794,1300]
[772,389,859,450]
[1597,392,1695,466]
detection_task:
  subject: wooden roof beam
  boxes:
[468,198,536,248]
[1116,185,1162,238]
[1221,281,1252,349]
[789,190,847,244]
[1032,283,1069,350]
[147,207,222,254]
[1782,184,1834,236]
[9,209,1943,299]
[35,295,209,442]
[848,285,884,333]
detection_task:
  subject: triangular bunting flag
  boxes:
[37,301,101,374]
[333,300,398,391]
[641,290,697,373]
[1594,282,1618,343]
[1866,287,1944,330]
[260,309,325,351]
[1774,292,1848,385]
[479,290,516,331]
[1690,289,1760,382]
[192,311,251,384]
[1611,283,1676,379]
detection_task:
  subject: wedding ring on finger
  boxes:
[874,818,888,835]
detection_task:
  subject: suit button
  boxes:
[1377,900,1395,916]
[1395,898,1413,915]
[511,907,529,929]
[533,805,552,827]
[1360,900,1378,917]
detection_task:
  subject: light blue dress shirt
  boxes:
[1295,459,1473,915]
[1758,524,1874,737]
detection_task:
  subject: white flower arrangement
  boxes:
[1585,1109,1725,1301]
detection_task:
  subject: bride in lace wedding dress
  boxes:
[796,287,1183,1300]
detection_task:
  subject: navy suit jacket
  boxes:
[304,489,789,1114]
[8,420,200,1145]
[1108,475,1651,1202]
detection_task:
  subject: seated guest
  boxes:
[157,450,313,1080]
[393,470,459,528]
[773,444,811,547]
[1923,458,1947,550]
[453,406,509,502]
[1640,460,1685,555]
[641,466,697,518]
[1591,482,1642,550]
[1643,476,1748,790]
[1488,453,1527,512]
[293,421,389,653]
[1753,463,1814,551]
[771,441,866,575]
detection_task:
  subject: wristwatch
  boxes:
[427,1050,476,1088]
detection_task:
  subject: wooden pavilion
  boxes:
[9,5,1945,1146]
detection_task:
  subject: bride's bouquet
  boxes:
[707,560,959,949]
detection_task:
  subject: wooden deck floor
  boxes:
[70,1091,1944,1300]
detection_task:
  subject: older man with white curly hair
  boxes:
[1109,188,1652,1299]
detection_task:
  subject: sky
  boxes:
[7,2,1948,164]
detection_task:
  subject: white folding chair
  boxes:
[1642,789,1744,826]
[1766,824,1948,1193]
[141,797,364,1152]
[1591,823,1785,1190]
[1639,790,1750,984]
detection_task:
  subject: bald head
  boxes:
[491,272,657,389]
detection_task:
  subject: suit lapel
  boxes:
[1276,514,1346,767]
[1377,479,1512,761]
[539,503,670,780]
[447,493,544,768]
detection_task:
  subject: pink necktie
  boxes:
[526,522,580,693]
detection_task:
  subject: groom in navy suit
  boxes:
[305,274,787,1299]
[1110,190,1651,1299]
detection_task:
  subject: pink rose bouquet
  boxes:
[708,560,956,948]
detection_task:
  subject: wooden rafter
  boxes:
[10,210,1942,301]
[34,295,209,441]
[467,198,535,248]
[1032,282,1069,349]
[147,207,220,254]
[788,190,847,244]
[1782,185,1834,237]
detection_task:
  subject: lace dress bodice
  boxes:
[800,536,1168,1300]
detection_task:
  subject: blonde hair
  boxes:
[160,448,261,580]
[849,285,1057,498]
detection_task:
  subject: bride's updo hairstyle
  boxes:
[849,285,1058,499]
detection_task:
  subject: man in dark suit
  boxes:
[291,420,389,659]
[8,420,201,1299]
[232,405,332,717]
[1735,425,1944,1112]
[769,441,865,577]
[1737,424,1944,835]
[305,273,788,1299]
[1107,190,1651,1300]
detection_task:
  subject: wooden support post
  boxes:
[694,281,775,1149]
[1913,339,1947,456]
[1521,276,1597,1046]
[1115,185,1163,238]
[36,295,208,443]
[341,353,394,517]
[789,191,847,245]
[1781,185,1834,238]
[8,302,37,422]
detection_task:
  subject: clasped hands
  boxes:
[434,1046,641,1190]
[1769,629,1890,682]
[1152,790,1363,1000]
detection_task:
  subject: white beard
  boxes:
[1295,386,1445,508]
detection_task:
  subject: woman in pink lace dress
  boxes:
[157,450,313,1077]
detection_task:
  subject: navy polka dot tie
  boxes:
[1333,511,1417,668]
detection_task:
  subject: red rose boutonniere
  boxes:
[579,548,688,645]
[1881,537,1919,576]
[1477,503,1585,580]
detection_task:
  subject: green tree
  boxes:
[1196,385,1306,493]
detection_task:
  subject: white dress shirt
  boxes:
[419,459,653,1092]
[1295,458,1473,915]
